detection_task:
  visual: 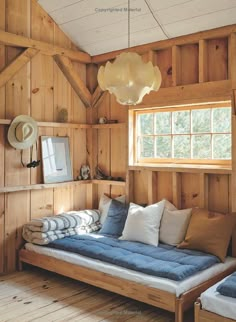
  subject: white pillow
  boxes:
[99,194,126,224]
[119,200,165,246]
[159,207,192,246]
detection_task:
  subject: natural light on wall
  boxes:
[132,103,232,165]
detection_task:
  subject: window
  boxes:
[134,103,231,165]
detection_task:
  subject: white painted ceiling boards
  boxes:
[37,0,236,55]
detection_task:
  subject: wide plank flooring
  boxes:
[0,268,194,322]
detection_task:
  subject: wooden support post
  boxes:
[194,302,200,322]
[231,113,236,212]
[175,298,184,322]
[199,173,208,209]
[0,48,38,88]
[199,39,208,82]
[172,172,181,209]
[126,170,134,203]
[229,33,236,88]
[147,171,157,204]
[54,55,92,108]
[172,46,181,86]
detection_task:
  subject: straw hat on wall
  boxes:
[7,115,38,150]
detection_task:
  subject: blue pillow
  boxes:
[99,199,129,237]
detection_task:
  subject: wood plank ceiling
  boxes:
[38,0,236,55]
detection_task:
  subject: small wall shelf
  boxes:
[0,179,126,194]
[92,179,126,186]
[0,119,90,129]
[0,180,91,194]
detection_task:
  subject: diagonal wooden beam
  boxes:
[0,30,91,64]
[92,85,106,108]
[54,55,92,108]
[0,48,38,88]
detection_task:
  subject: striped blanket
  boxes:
[22,210,101,245]
[25,210,100,232]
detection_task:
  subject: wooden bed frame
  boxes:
[19,248,236,322]
[195,300,236,322]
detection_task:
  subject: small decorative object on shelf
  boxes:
[97,117,118,124]
[94,166,124,181]
[77,165,91,180]
[58,108,68,123]
[98,116,107,124]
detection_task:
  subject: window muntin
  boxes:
[136,105,231,164]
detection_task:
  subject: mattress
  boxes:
[25,242,236,297]
[201,276,236,320]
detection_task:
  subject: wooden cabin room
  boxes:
[1,0,236,321]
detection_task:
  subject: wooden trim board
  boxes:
[19,249,236,322]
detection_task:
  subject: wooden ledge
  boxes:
[129,164,232,174]
[0,119,91,129]
[0,179,126,194]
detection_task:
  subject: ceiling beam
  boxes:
[0,48,38,88]
[54,55,92,108]
[0,30,91,64]
[91,24,236,64]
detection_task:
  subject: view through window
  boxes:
[135,104,231,164]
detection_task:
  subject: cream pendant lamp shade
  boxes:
[98,52,162,105]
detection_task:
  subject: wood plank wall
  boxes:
[0,0,235,274]
[91,32,234,218]
[0,0,88,274]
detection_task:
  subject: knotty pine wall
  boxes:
[90,32,234,219]
[0,0,235,275]
[0,0,88,273]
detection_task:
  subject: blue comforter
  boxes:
[217,272,236,298]
[46,234,219,281]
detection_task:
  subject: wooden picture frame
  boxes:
[41,136,73,184]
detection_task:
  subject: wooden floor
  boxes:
[0,267,194,322]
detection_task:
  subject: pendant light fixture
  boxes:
[97,0,162,105]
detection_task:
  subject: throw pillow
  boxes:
[164,199,177,211]
[119,200,165,246]
[99,194,126,225]
[99,199,129,237]
[159,208,192,246]
[178,208,236,262]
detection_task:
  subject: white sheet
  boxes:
[201,275,236,320]
[25,242,236,297]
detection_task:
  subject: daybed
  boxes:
[19,236,236,322]
[19,200,236,322]
[195,273,236,322]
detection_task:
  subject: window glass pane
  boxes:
[139,113,153,134]
[155,136,171,158]
[192,135,211,159]
[213,134,231,159]
[140,137,154,158]
[212,107,231,133]
[173,111,190,134]
[192,109,211,133]
[173,135,190,158]
[155,112,171,134]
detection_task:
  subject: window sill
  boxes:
[129,163,232,174]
